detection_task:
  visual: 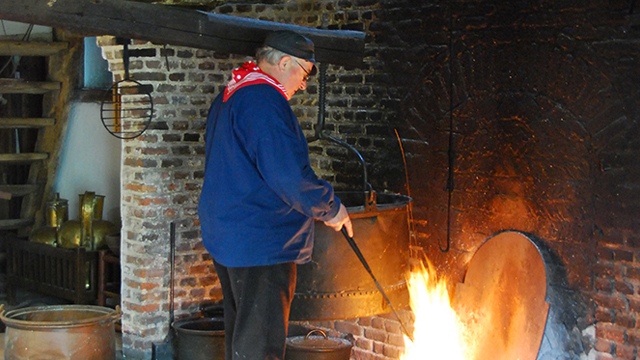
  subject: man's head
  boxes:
[256,30,317,97]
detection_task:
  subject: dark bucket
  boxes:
[173,317,225,360]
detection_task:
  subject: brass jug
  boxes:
[81,192,118,250]
[59,191,117,250]
[30,193,69,246]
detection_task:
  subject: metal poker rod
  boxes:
[341,227,414,342]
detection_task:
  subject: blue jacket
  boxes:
[198,84,341,267]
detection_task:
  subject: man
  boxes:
[198,30,353,360]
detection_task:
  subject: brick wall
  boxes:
[98,0,640,359]
[99,1,407,359]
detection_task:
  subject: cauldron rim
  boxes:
[335,191,412,213]
[172,317,224,336]
[0,305,120,330]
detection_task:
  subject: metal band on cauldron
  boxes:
[295,281,407,299]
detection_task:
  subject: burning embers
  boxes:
[401,232,551,360]
[401,260,470,360]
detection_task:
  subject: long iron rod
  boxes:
[341,227,414,342]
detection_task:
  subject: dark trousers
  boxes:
[213,260,296,360]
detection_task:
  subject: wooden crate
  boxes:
[6,239,98,304]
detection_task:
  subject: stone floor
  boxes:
[0,274,124,359]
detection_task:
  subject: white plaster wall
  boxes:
[52,102,122,226]
[0,20,52,41]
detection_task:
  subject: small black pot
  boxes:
[285,329,353,360]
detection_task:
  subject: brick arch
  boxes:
[394,36,617,295]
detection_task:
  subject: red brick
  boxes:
[124,301,160,313]
[596,323,627,342]
[388,332,405,347]
[627,235,640,248]
[133,291,163,303]
[351,347,385,360]
[189,288,205,298]
[593,338,613,353]
[371,317,385,330]
[614,249,635,263]
[139,147,168,156]
[615,342,636,359]
[124,279,141,289]
[627,267,640,281]
[133,268,165,279]
[372,341,385,355]
[595,277,613,292]
[627,297,640,312]
[335,320,365,336]
[384,320,402,336]
[140,282,159,291]
[627,329,640,346]
[125,183,145,192]
[595,308,614,322]
[616,312,637,328]
[358,316,373,327]
[594,293,628,311]
[197,275,218,287]
[354,337,373,351]
[597,247,615,261]
[382,343,403,358]
[364,327,388,343]
[594,262,624,279]
[615,280,635,295]
[188,264,208,274]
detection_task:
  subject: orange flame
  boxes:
[400,260,470,360]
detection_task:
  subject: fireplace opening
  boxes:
[397,231,589,360]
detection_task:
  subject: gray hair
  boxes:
[256,45,289,65]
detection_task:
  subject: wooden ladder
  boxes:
[0,37,80,237]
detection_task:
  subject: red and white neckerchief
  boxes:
[223,61,289,102]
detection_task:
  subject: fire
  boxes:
[400,260,470,360]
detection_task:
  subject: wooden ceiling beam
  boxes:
[0,0,366,68]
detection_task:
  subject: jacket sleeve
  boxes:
[235,87,341,222]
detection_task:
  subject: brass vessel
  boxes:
[58,191,118,250]
[30,193,69,246]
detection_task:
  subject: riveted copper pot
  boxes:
[0,304,121,360]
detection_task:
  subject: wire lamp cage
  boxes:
[100,39,153,139]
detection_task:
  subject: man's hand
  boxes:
[323,204,353,237]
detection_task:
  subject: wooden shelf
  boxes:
[0,184,40,197]
[0,153,49,164]
[0,41,68,56]
[0,79,61,94]
[0,218,34,230]
[0,117,55,128]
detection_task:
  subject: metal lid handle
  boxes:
[305,329,328,340]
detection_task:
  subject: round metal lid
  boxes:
[452,231,549,360]
[286,330,352,351]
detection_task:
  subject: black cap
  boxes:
[264,30,317,76]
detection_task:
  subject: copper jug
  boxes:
[30,193,69,246]
[59,191,117,250]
